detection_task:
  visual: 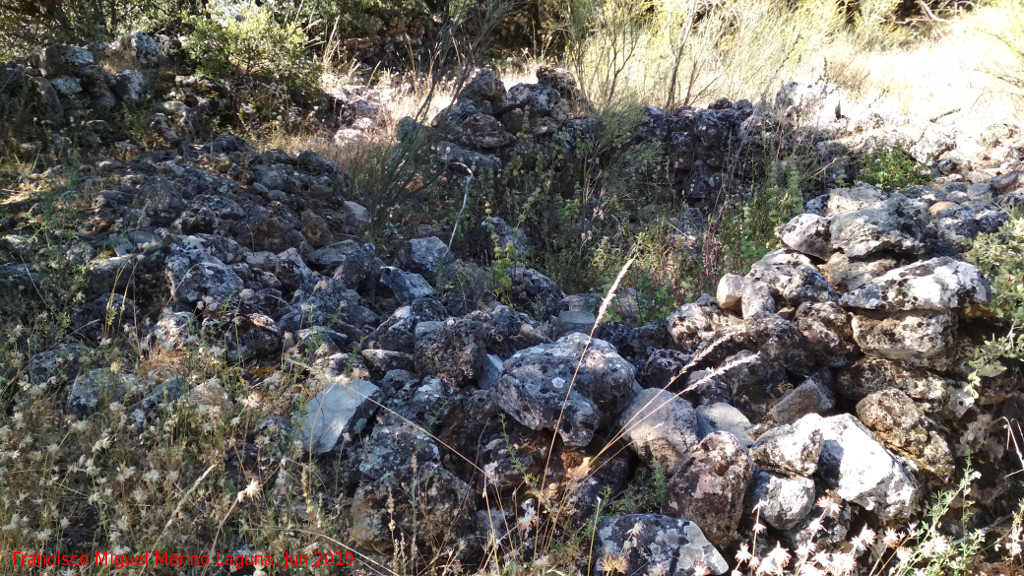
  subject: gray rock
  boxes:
[114,70,148,103]
[474,217,530,256]
[665,432,754,547]
[774,80,841,125]
[67,369,118,419]
[851,311,955,369]
[640,348,693,389]
[911,125,955,163]
[770,370,836,424]
[460,67,506,103]
[749,422,822,477]
[594,514,728,576]
[745,312,817,377]
[414,317,485,384]
[794,301,856,367]
[342,201,370,235]
[830,194,929,257]
[748,249,839,305]
[350,461,475,553]
[40,45,95,77]
[745,468,815,530]
[379,266,435,303]
[126,31,163,66]
[398,236,455,284]
[840,257,991,312]
[553,309,597,339]
[856,389,954,480]
[506,83,561,116]
[165,242,244,306]
[437,141,502,174]
[835,357,954,409]
[777,213,832,260]
[359,423,440,481]
[821,252,898,293]
[741,278,776,319]
[824,185,886,217]
[478,353,503,389]
[794,413,920,519]
[52,76,82,96]
[667,295,742,349]
[225,313,281,360]
[274,247,316,295]
[308,240,363,270]
[152,310,197,350]
[505,267,565,320]
[491,333,636,446]
[617,388,700,475]
[300,377,380,454]
[696,402,754,446]
[717,350,788,423]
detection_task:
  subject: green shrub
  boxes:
[859,144,931,192]
[183,1,322,103]
[967,208,1024,391]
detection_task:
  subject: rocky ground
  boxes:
[2,32,1024,576]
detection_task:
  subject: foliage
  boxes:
[690,161,805,297]
[859,144,931,192]
[967,208,1024,393]
[182,0,322,104]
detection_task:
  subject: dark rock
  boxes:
[505,267,565,320]
[491,334,637,447]
[593,514,728,576]
[617,388,700,475]
[398,236,455,284]
[665,432,754,547]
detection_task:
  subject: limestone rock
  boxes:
[830,194,929,257]
[749,422,823,477]
[745,468,815,531]
[491,334,636,447]
[851,311,955,370]
[794,413,920,519]
[748,249,840,305]
[594,514,728,576]
[665,432,754,547]
[300,377,380,454]
[777,213,832,260]
[840,257,991,312]
[617,388,701,475]
[856,389,954,480]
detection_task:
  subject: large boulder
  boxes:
[840,257,991,312]
[665,432,754,547]
[794,413,920,519]
[617,388,701,475]
[830,194,929,257]
[490,333,637,447]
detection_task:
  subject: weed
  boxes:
[860,145,932,192]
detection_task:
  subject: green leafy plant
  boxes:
[183,1,322,103]
[967,208,1024,395]
[860,145,931,192]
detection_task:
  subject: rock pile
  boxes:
[2,59,1023,576]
